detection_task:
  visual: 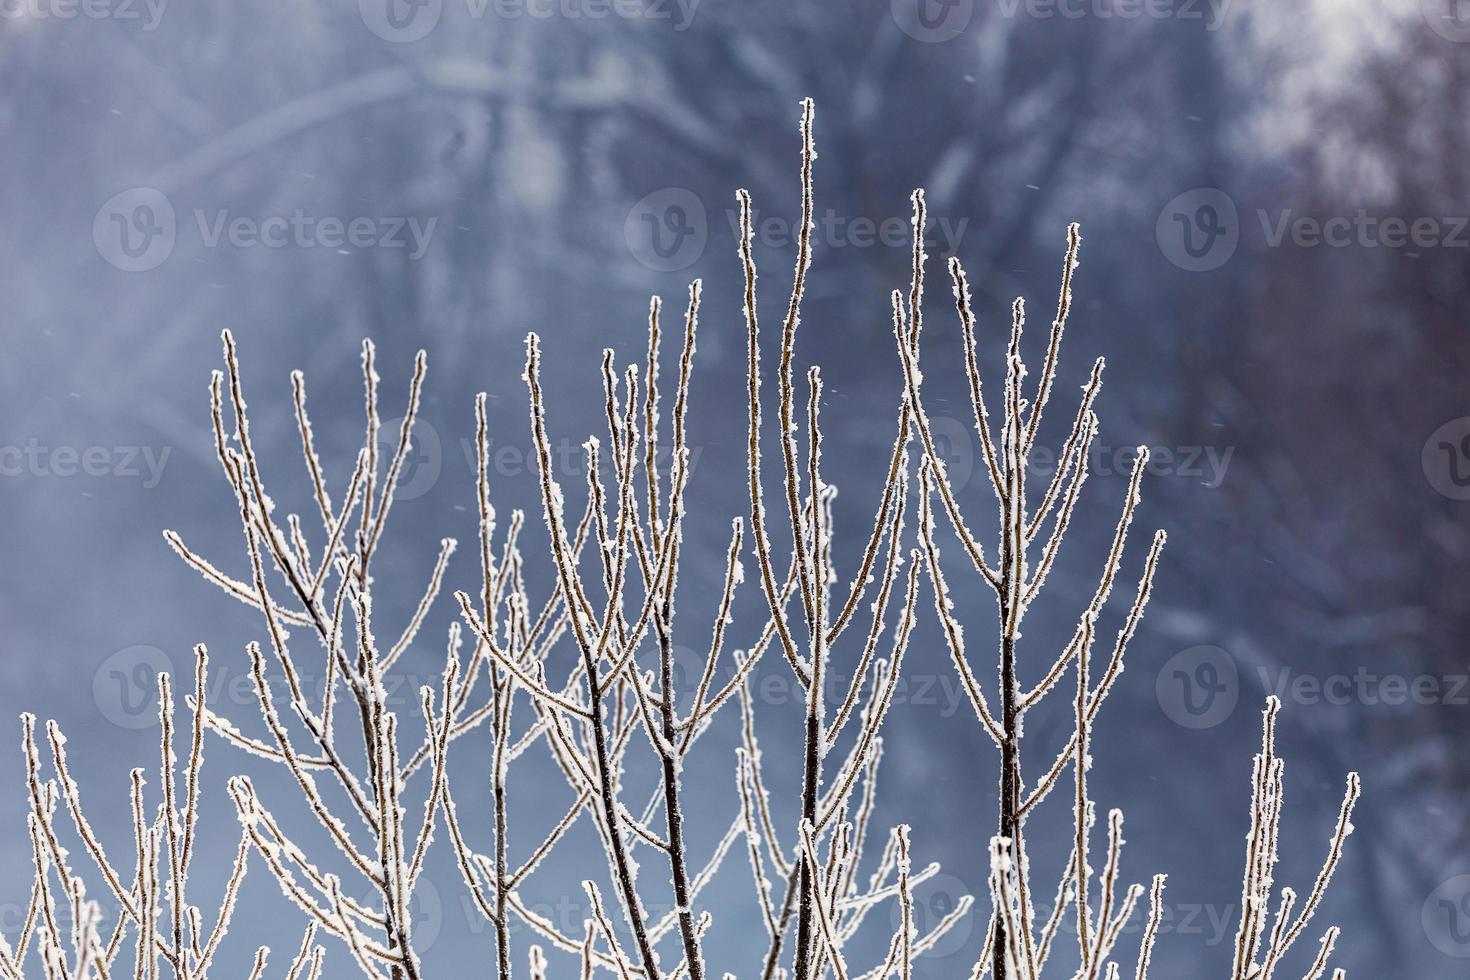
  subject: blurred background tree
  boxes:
[0,0,1463,974]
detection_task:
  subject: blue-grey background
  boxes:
[2,0,1468,975]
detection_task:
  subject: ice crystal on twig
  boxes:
[4,100,1360,980]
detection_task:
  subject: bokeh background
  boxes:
[2,0,1468,974]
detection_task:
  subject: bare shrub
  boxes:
[6,101,1359,980]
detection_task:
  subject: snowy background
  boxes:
[1,0,1468,974]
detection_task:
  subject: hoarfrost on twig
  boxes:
[3,100,1362,980]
